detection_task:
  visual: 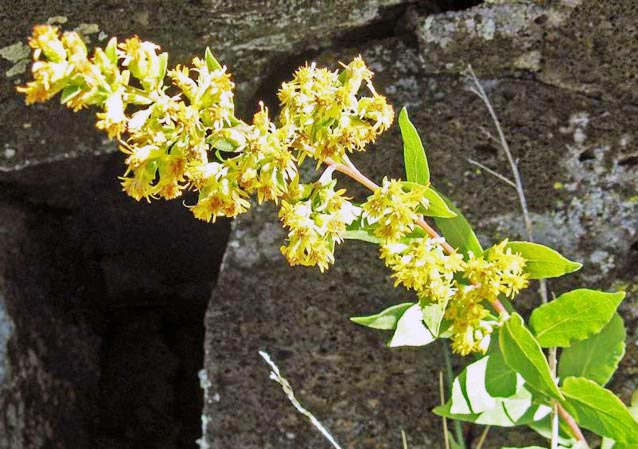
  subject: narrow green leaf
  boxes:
[504,241,582,279]
[388,304,435,347]
[433,401,480,424]
[530,289,625,348]
[447,432,463,449]
[422,187,457,218]
[398,107,429,186]
[60,85,82,104]
[105,37,118,65]
[486,339,518,398]
[440,352,550,427]
[158,52,168,81]
[205,47,223,71]
[499,313,563,401]
[559,313,626,385]
[350,303,414,330]
[435,385,549,427]
[420,297,447,336]
[432,190,483,257]
[561,377,638,443]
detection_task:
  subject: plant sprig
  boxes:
[18,24,637,449]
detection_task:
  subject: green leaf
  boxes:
[105,37,118,65]
[350,303,414,330]
[561,377,638,443]
[486,339,518,398]
[437,353,550,427]
[388,304,435,347]
[205,47,223,71]
[422,188,457,218]
[398,107,429,186]
[504,241,582,279]
[432,191,483,257]
[435,384,549,427]
[420,297,447,336]
[603,391,638,447]
[447,432,463,449]
[530,289,625,348]
[343,229,381,244]
[158,52,168,82]
[559,313,626,385]
[60,85,82,104]
[499,313,563,401]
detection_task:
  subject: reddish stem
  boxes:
[558,403,589,447]
[325,156,510,318]
[327,154,592,444]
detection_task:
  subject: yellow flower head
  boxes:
[119,37,165,90]
[61,31,88,63]
[279,176,360,272]
[188,162,250,222]
[278,57,393,161]
[464,239,529,303]
[232,104,297,203]
[96,91,127,139]
[28,24,66,62]
[445,284,494,355]
[362,178,429,242]
[17,59,71,104]
[380,237,465,303]
[168,56,234,112]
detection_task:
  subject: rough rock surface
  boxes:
[0,0,636,449]
[203,1,637,448]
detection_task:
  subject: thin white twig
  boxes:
[475,426,490,449]
[479,126,501,145]
[401,429,409,449]
[467,158,517,188]
[464,65,563,448]
[259,351,343,449]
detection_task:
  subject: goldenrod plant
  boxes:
[18,25,638,449]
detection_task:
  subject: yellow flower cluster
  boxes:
[380,238,465,303]
[18,26,530,354]
[444,241,529,355]
[377,230,528,354]
[362,178,429,241]
[279,177,361,272]
[279,57,394,161]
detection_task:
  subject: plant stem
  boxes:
[557,403,589,446]
[464,65,586,449]
[442,342,466,449]
[324,73,589,446]
[475,426,490,449]
[439,371,451,449]
[324,156,509,317]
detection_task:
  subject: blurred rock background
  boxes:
[0,1,636,448]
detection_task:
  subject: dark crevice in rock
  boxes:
[0,154,230,449]
[417,0,484,14]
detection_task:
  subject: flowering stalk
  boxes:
[17,25,635,449]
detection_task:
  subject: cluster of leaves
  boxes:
[352,111,637,448]
[17,25,637,449]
